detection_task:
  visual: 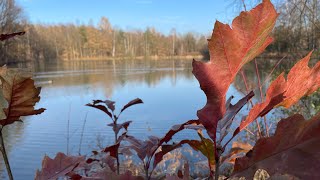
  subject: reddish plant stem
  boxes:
[260,56,286,90]
[254,59,269,137]
[240,70,262,138]
[114,130,120,175]
[214,156,220,180]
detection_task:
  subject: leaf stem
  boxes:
[240,70,262,137]
[214,155,220,180]
[254,59,269,137]
[144,162,150,180]
[114,121,120,175]
[0,130,14,180]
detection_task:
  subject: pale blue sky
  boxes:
[16,0,262,35]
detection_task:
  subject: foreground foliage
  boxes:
[233,114,320,179]
[34,1,319,179]
[0,0,319,179]
[35,0,319,179]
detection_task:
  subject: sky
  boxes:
[16,0,257,35]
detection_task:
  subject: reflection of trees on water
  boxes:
[34,59,194,97]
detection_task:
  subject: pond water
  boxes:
[0,59,276,179]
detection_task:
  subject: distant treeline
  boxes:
[1,0,320,64]
[0,1,208,63]
[31,18,208,60]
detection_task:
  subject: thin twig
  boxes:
[234,120,255,136]
[78,112,88,155]
[241,0,247,11]
[260,55,286,89]
[268,122,273,133]
[254,59,269,137]
[240,70,262,137]
[67,103,71,155]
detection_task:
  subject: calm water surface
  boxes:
[0,59,266,179]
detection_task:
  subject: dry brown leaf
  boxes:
[0,67,45,126]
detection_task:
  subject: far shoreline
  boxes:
[60,55,204,61]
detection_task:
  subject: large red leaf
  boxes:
[0,67,45,126]
[35,152,85,180]
[277,51,320,108]
[232,113,320,179]
[192,0,277,140]
[234,51,320,135]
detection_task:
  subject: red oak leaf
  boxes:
[232,113,320,179]
[192,0,278,141]
[234,51,320,136]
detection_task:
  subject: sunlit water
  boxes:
[0,59,274,179]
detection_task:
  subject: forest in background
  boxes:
[1,0,320,64]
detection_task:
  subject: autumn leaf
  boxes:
[87,98,143,120]
[233,73,286,136]
[104,143,120,158]
[125,135,160,161]
[220,141,252,164]
[234,51,320,136]
[103,132,127,157]
[184,133,216,169]
[120,98,143,113]
[232,113,320,179]
[217,91,254,144]
[153,143,183,169]
[159,119,200,144]
[107,121,132,135]
[125,121,200,174]
[0,67,45,126]
[86,100,113,119]
[277,51,320,108]
[104,100,116,112]
[192,0,277,141]
[155,132,216,170]
[35,152,85,180]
